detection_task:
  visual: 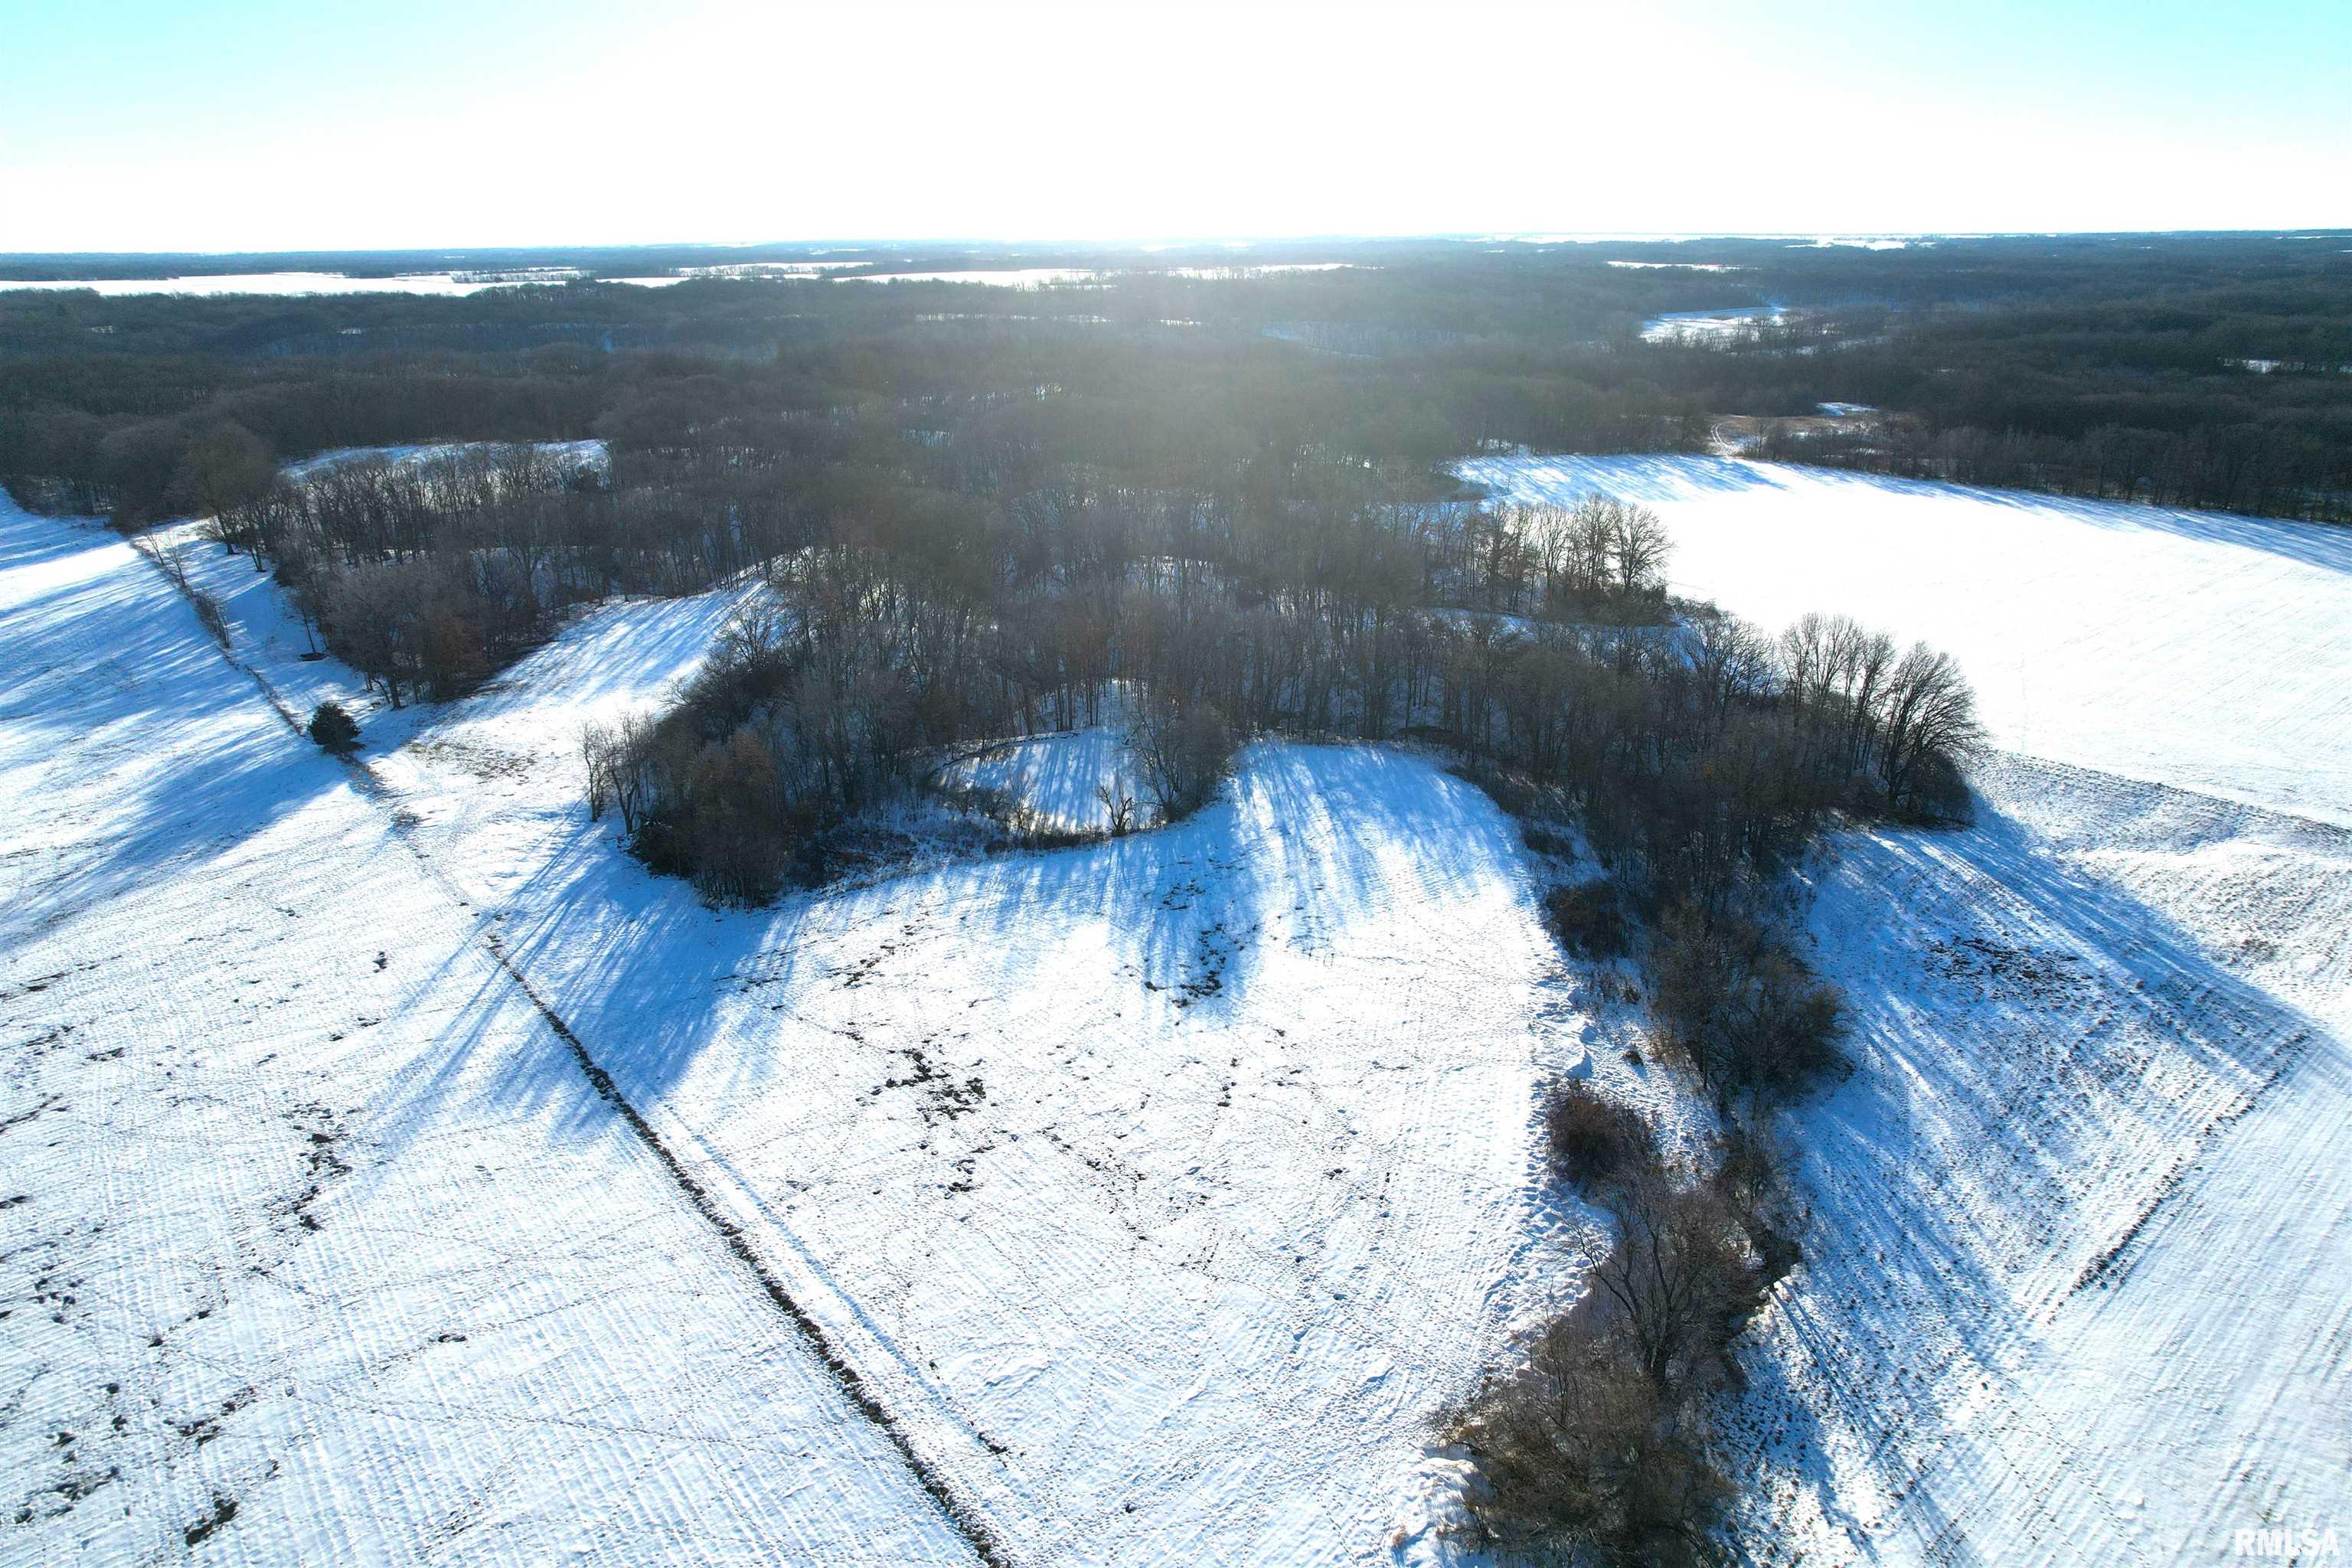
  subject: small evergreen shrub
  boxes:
[309,701,360,755]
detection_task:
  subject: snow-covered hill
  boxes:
[5,495,1619,1564]
[201,552,1615,1564]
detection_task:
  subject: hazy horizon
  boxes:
[8,0,2346,253]
[7,227,2352,265]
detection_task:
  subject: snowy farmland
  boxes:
[0,495,975,1563]
[1458,455,2352,829]
[5,449,2350,1564]
[1461,455,2352,1564]
[2,488,1609,1563]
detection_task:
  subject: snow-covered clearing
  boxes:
[279,438,607,482]
[940,730,1144,835]
[1639,307,1788,341]
[1458,454,2352,829]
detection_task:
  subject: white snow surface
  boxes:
[1456,454,2352,829]
[0,495,975,1565]
[14,446,2352,1564]
[940,730,1144,835]
[280,437,607,482]
[467,740,1594,1565]
[1640,306,1788,341]
[1736,755,2352,1565]
[8,492,1609,1563]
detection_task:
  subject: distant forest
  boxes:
[2,232,2347,529]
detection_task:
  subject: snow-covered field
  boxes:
[0,494,975,1564]
[1638,306,1788,341]
[196,559,1612,1564]
[8,447,2348,1564]
[5,488,1614,1563]
[1458,455,2352,829]
[1462,453,2352,1563]
[1729,754,2352,1563]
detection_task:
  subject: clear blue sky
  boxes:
[3,0,2345,251]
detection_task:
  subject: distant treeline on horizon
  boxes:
[3,231,2348,528]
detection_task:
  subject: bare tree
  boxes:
[1608,502,1674,601]
[1591,1175,1763,1393]
[1094,782,1136,835]
[1873,641,1983,815]
[1124,695,1235,822]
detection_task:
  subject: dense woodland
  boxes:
[5,232,2348,528]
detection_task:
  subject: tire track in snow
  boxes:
[479,934,1014,1568]
[131,528,1014,1568]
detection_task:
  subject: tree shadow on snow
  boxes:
[472,741,1540,1137]
[0,516,351,952]
[1737,781,2330,1558]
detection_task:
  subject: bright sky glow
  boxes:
[2,0,2346,252]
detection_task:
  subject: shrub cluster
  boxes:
[1651,903,1847,1112]
[1542,1080,1653,1188]
[1449,1152,1774,1564]
[1544,878,1628,959]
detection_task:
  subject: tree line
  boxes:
[578,458,1978,907]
